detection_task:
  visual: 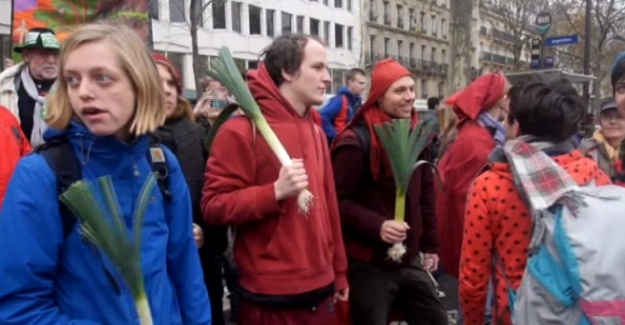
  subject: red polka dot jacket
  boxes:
[459,150,611,325]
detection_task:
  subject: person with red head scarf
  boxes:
[201,34,348,325]
[436,73,510,279]
[331,59,447,325]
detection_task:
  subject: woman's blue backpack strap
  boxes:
[36,137,171,240]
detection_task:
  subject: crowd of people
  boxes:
[0,21,625,325]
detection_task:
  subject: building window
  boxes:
[0,35,11,72]
[421,45,426,60]
[335,0,343,8]
[442,18,447,38]
[431,15,437,36]
[370,35,376,53]
[409,9,415,30]
[310,18,320,36]
[324,21,331,46]
[232,2,242,33]
[409,43,415,60]
[397,5,404,29]
[347,0,352,11]
[397,40,403,58]
[267,9,275,37]
[442,49,447,63]
[169,0,185,23]
[421,79,427,98]
[432,47,437,62]
[281,12,293,34]
[212,1,226,29]
[167,52,185,81]
[384,37,390,57]
[297,16,305,33]
[191,0,203,27]
[420,12,426,32]
[438,82,445,97]
[249,5,262,35]
[383,1,390,25]
[149,0,159,20]
[335,24,344,48]
[347,26,353,50]
[323,0,328,5]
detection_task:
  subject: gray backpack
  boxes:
[500,183,625,324]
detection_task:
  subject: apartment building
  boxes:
[151,0,363,93]
[0,0,11,71]
[363,0,451,99]
[471,3,536,79]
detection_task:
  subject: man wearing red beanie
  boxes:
[331,59,447,325]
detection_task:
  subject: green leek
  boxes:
[59,175,156,325]
[374,118,437,262]
[206,47,314,215]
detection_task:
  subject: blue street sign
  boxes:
[544,56,555,68]
[545,35,579,46]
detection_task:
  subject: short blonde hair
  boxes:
[46,22,165,136]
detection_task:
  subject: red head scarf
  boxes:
[349,59,418,179]
[445,73,507,122]
[151,53,183,95]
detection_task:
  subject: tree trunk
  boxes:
[190,0,203,100]
[449,0,473,92]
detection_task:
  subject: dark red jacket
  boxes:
[436,121,496,277]
[331,128,439,266]
[201,66,348,296]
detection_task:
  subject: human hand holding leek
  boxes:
[380,220,410,244]
[274,158,309,201]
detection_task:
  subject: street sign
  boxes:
[530,38,542,69]
[545,35,580,46]
[544,56,555,68]
[535,12,553,35]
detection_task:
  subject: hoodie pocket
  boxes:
[259,200,332,275]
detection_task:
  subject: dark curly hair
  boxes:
[261,34,324,87]
[508,76,584,143]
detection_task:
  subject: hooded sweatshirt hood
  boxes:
[246,63,313,123]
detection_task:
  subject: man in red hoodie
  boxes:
[201,34,348,325]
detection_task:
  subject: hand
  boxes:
[193,223,204,248]
[333,288,349,303]
[380,220,410,244]
[422,253,439,272]
[274,159,308,201]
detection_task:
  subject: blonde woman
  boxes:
[0,23,211,324]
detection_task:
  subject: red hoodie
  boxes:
[201,65,348,296]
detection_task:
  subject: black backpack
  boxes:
[36,137,172,239]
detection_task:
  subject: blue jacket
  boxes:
[0,122,211,325]
[320,87,362,142]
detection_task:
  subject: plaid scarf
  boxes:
[501,136,585,254]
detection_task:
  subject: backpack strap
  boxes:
[351,122,371,175]
[147,138,172,201]
[36,138,82,239]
